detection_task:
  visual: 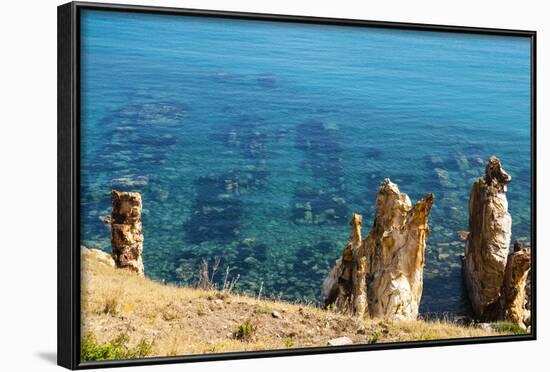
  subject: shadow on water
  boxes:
[209,114,270,186]
[184,174,243,244]
[93,102,188,174]
[180,109,274,291]
[185,112,273,245]
[293,121,349,225]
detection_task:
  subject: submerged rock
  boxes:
[256,72,277,89]
[185,174,242,244]
[456,154,470,172]
[111,190,144,276]
[322,179,434,321]
[111,175,149,189]
[463,156,512,320]
[434,167,455,188]
[99,214,112,229]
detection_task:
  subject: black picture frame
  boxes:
[57,1,537,369]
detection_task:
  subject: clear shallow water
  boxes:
[80,10,531,315]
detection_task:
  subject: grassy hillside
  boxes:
[80,248,520,361]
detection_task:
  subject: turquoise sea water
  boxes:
[80,10,531,316]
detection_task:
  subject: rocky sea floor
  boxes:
[80,96,531,316]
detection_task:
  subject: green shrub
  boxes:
[234,321,255,342]
[491,322,528,335]
[283,338,294,348]
[81,333,152,361]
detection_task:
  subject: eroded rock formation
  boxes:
[322,179,434,320]
[366,180,434,320]
[81,246,115,268]
[499,241,531,329]
[463,157,531,327]
[111,190,144,276]
[463,156,512,320]
[321,213,365,314]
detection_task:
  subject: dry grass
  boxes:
[81,250,512,360]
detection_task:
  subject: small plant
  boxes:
[197,304,208,316]
[283,338,294,348]
[103,297,119,316]
[370,331,380,344]
[198,256,222,290]
[491,322,528,335]
[81,333,152,361]
[222,266,240,294]
[234,321,255,342]
[131,339,154,358]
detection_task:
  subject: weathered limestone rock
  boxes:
[111,190,144,276]
[327,336,353,346]
[499,241,531,329]
[80,246,115,268]
[322,179,434,321]
[463,156,512,320]
[321,213,364,314]
[365,180,434,320]
[271,310,283,319]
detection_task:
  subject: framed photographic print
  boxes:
[57,1,537,369]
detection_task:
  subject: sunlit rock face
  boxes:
[500,241,531,329]
[463,156,512,320]
[365,180,434,320]
[111,190,144,276]
[81,246,115,268]
[322,179,434,321]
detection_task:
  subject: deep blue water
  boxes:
[80,10,531,315]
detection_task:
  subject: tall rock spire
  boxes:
[463,156,512,320]
[111,190,144,276]
[365,180,434,320]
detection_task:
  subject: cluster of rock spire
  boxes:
[102,156,530,328]
[463,157,531,328]
[322,156,531,328]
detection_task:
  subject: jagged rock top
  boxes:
[509,241,531,271]
[111,190,142,224]
[374,178,412,228]
[349,213,362,242]
[374,179,434,230]
[485,156,512,192]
